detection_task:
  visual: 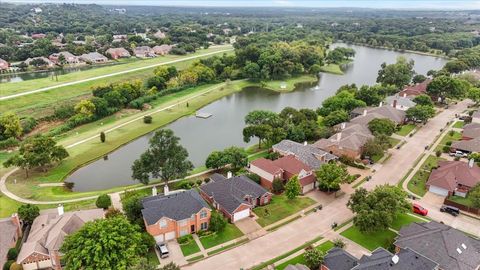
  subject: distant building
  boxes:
[31,33,46,39]
[153,30,166,39]
[24,57,55,68]
[272,140,337,170]
[112,34,128,43]
[32,7,43,13]
[133,46,156,58]
[385,95,417,111]
[152,44,173,55]
[350,105,406,125]
[105,48,131,59]
[0,58,9,70]
[79,52,108,64]
[398,79,432,98]
[0,215,22,268]
[49,52,80,65]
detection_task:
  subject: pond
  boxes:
[66,43,448,191]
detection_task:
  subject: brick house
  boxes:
[0,58,9,70]
[142,190,211,243]
[0,214,22,268]
[460,123,480,140]
[133,46,156,58]
[17,207,104,270]
[152,45,173,55]
[272,140,337,170]
[200,173,271,223]
[398,79,432,98]
[105,48,131,59]
[426,160,480,197]
[79,52,108,64]
[49,52,80,65]
[249,155,317,194]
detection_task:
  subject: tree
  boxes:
[316,163,348,192]
[427,76,470,100]
[205,151,225,170]
[61,216,151,270]
[96,194,112,209]
[243,110,282,147]
[209,211,227,233]
[123,195,144,226]
[368,118,396,136]
[129,258,157,270]
[406,105,436,123]
[355,85,383,106]
[272,178,285,193]
[347,185,411,233]
[413,94,433,106]
[412,74,427,84]
[4,135,69,177]
[243,61,261,81]
[18,204,39,224]
[467,87,480,104]
[223,147,248,170]
[285,175,302,199]
[362,138,385,158]
[444,60,469,74]
[303,246,325,270]
[74,99,96,117]
[159,262,180,270]
[100,132,106,143]
[0,112,22,140]
[323,110,349,127]
[318,91,366,116]
[469,183,480,208]
[131,129,193,185]
[376,57,415,88]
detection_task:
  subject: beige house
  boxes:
[17,207,104,270]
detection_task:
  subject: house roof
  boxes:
[0,217,19,268]
[142,190,210,225]
[350,106,406,125]
[314,123,374,153]
[17,208,104,264]
[463,122,480,130]
[153,44,173,53]
[250,158,283,175]
[394,221,480,270]
[462,127,480,139]
[80,52,107,61]
[272,155,312,175]
[272,140,337,169]
[324,247,359,270]
[385,95,417,108]
[0,58,8,64]
[200,174,269,214]
[398,79,432,97]
[134,46,153,53]
[426,160,480,191]
[352,247,438,270]
[452,137,480,153]
[284,264,310,270]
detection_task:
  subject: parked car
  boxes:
[440,205,460,217]
[412,203,428,216]
[156,243,169,258]
[449,151,468,158]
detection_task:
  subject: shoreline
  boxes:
[342,42,452,59]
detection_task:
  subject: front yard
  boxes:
[179,235,201,256]
[340,226,396,251]
[396,124,416,137]
[275,241,335,270]
[253,194,316,227]
[407,155,445,197]
[199,223,244,249]
[435,130,462,152]
[390,213,427,231]
[453,121,465,129]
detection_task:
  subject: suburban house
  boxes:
[314,123,374,159]
[133,46,156,58]
[249,155,317,193]
[112,34,128,43]
[385,94,417,111]
[0,58,9,70]
[17,207,104,270]
[49,52,80,65]
[79,52,108,64]
[142,189,211,243]
[426,160,480,197]
[152,44,173,55]
[460,123,480,140]
[394,221,480,270]
[272,140,337,170]
[153,30,166,39]
[398,79,432,97]
[31,33,46,39]
[321,247,358,270]
[471,111,480,124]
[350,105,406,126]
[24,57,55,68]
[451,138,480,154]
[199,173,271,223]
[0,215,22,268]
[105,48,131,59]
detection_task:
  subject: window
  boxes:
[179,219,187,226]
[200,210,208,219]
[159,219,167,228]
[201,222,208,230]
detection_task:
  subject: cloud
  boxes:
[272,0,294,6]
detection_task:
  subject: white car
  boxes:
[449,151,468,158]
[156,243,169,258]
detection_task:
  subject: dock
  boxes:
[195,112,213,119]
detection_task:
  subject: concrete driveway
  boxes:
[157,240,187,267]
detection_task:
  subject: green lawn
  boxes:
[388,137,401,147]
[407,155,445,197]
[435,131,462,152]
[207,238,249,256]
[396,124,416,136]
[319,64,344,75]
[275,241,335,270]
[146,249,160,266]
[253,194,316,227]
[199,224,244,249]
[453,121,465,129]
[179,239,201,257]
[340,226,397,251]
[390,213,427,231]
[449,195,477,208]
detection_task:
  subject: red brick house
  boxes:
[142,190,211,243]
[426,160,480,197]
[249,155,317,194]
[200,173,271,223]
[105,48,131,59]
[398,79,432,97]
[0,58,9,70]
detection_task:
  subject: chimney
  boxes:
[363,109,367,116]
[11,214,22,236]
[341,122,346,130]
[227,171,233,179]
[336,132,342,141]
[379,101,383,107]
[303,141,308,146]
[57,204,64,216]
[403,93,407,98]
[393,99,397,108]
[152,186,157,196]
[164,185,170,196]
[469,158,474,168]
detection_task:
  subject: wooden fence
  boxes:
[444,198,480,215]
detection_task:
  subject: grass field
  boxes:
[180,238,201,257]
[340,226,396,251]
[407,155,445,197]
[199,224,244,249]
[390,213,427,231]
[253,194,316,227]
[396,124,416,136]
[319,64,344,75]
[453,121,465,129]
[275,241,334,270]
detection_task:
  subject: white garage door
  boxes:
[154,235,164,243]
[302,182,315,194]
[165,231,176,241]
[429,185,449,197]
[233,209,250,222]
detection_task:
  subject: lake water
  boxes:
[66,44,448,191]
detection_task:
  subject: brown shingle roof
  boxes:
[426,160,480,192]
[452,138,480,153]
[250,158,282,175]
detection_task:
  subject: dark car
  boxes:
[440,205,460,217]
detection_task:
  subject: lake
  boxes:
[65,44,448,191]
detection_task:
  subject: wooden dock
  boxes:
[195,112,213,119]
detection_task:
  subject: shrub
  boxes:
[7,248,17,260]
[20,117,37,134]
[445,141,452,146]
[209,211,227,233]
[54,104,76,119]
[178,234,193,245]
[105,207,123,218]
[95,194,112,209]
[9,262,22,270]
[197,230,214,237]
[0,138,20,150]
[244,173,261,184]
[303,246,324,269]
[204,178,211,183]
[64,182,75,191]
[266,151,281,160]
[333,238,346,249]
[143,115,152,124]
[436,150,442,157]
[272,178,285,193]
[196,179,203,186]
[100,132,106,143]
[443,145,451,153]
[3,261,13,270]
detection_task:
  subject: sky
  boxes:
[3,0,480,10]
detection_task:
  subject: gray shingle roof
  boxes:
[285,264,310,270]
[142,190,210,225]
[394,221,480,270]
[452,138,480,153]
[385,95,416,109]
[351,106,406,124]
[352,247,438,270]
[272,140,337,169]
[0,218,18,268]
[200,173,269,214]
[324,247,359,270]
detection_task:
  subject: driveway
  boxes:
[235,217,266,240]
[158,240,188,267]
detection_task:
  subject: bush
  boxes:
[95,194,112,209]
[20,117,37,134]
[143,115,152,124]
[196,179,203,186]
[204,178,211,183]
[178,234,193,245]
[339,156,366,169]
[0,138,20,150]
[436,150,442,157]
[197,230,214,237]
[100,132,106,143]
[209,211,227,233]
[272,178,285,193]
[9,262,22,270]
[443,145,451,153]
[3,261,13,270]
[105,207,123,218]
[333,238,346,249]
[445,141,452,146]
[64,182,75,190]
[266,151,281,160]
[54,104,76,119]
[7,248,17,260]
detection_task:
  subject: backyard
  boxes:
[407,155,445,197]
[253,194,316,227]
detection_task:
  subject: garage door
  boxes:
[154,235,164,243]
[233,209,250,222]
[302,182,315,194]
[429,185,449,197]
[165,231,176,241]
